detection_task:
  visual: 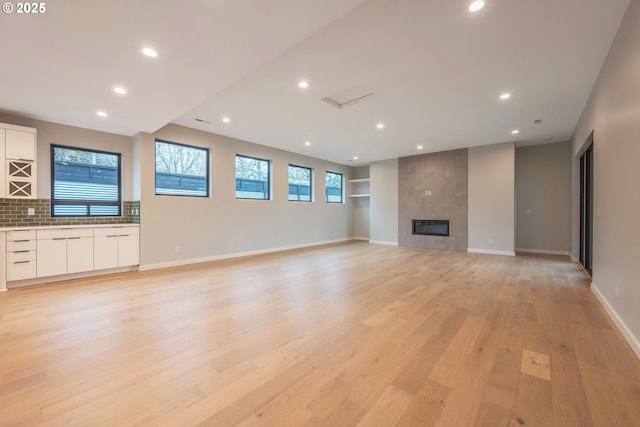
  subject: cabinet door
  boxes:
[6,160,35,198]
[94,235,118,270]
[118,234,139,267]
[67,236,94,274]
[37,238,67,277]
[5,129,36,160]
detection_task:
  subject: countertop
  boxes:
[0,224,139,232]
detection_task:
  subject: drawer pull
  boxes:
[67,237,81,240]
[14,239,31,243]
[14,250,30,253]
[106,235,118,238]
[53,238,67,241]
[119,234,130,237]
[14,260,31,264]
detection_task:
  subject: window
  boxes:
[236,155,271,199]
[51,145,121,217]
[325,171,343,203]
[288,164,312,202]
[155,140,209,197]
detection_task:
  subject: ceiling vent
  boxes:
[533,119,543,125]
[195,118,211,124]
[322,85,374,109]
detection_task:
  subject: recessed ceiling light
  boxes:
[96,111,108,117]
[222,117,230,123]
[304,141,311,146]
[376,123,384,129]
[142,47,158,57]
[113,86,127,95]
[417,145,424,150]
[353,156,359,160]
[298,81,309,89]
[469,1,485,12]
[499,93,511,100]
[511,129,520,134]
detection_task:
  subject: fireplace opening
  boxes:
[412,220,449,237]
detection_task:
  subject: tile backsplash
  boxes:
[0,199,140,227]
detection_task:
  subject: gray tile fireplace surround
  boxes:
[398,149,468,251]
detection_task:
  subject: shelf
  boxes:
[349,194,370,198]
[349,178,370,183]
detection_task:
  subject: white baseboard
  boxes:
[571,256,579,262]
[516,248,570,256]
[591,282,640,360]
[467,248,516,257]
[353,237,370,241]
[369,240,399,246]
[139,238,353,271]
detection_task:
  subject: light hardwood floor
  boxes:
[1,242,639,426]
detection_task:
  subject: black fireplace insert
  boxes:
[412,220,449,236]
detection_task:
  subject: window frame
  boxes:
[50,144,122,217]
[235,154,272,200]
[325,171,344,203]
[288,164,313,202]
[154,139,210,198]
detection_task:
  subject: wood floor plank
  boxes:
[0,243,638,427]
[395,379,451,427]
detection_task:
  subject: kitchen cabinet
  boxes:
[1,122,37,199]
[94,226,139,270]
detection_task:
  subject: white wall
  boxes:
[516,141,571,255]
[570,0,640,357]
[468,142,515,256]
[137,124,354,268]
[370,159,398,245]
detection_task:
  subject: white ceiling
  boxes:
[0,0,630,166]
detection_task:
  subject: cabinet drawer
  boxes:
[94,226,139,237]
[7,239,36,251]
[65,228,94,238]
[8,250,36,262]
[7,230,36,241]
[94,227,121,237]
[7,259,37,281]
[37,229,68,240]
[37,228,93,240]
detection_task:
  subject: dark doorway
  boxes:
[579,134,594,275]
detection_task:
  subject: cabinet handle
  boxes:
[106,235,118,238]
[18,158,32,162]
[119,234,130,237]
[14,261,30,264]
[67,237,81,240]
[14,250,30,253]
[13,239,30,243]
[53,238,66,241]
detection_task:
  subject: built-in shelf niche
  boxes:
[349,177,370,198]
